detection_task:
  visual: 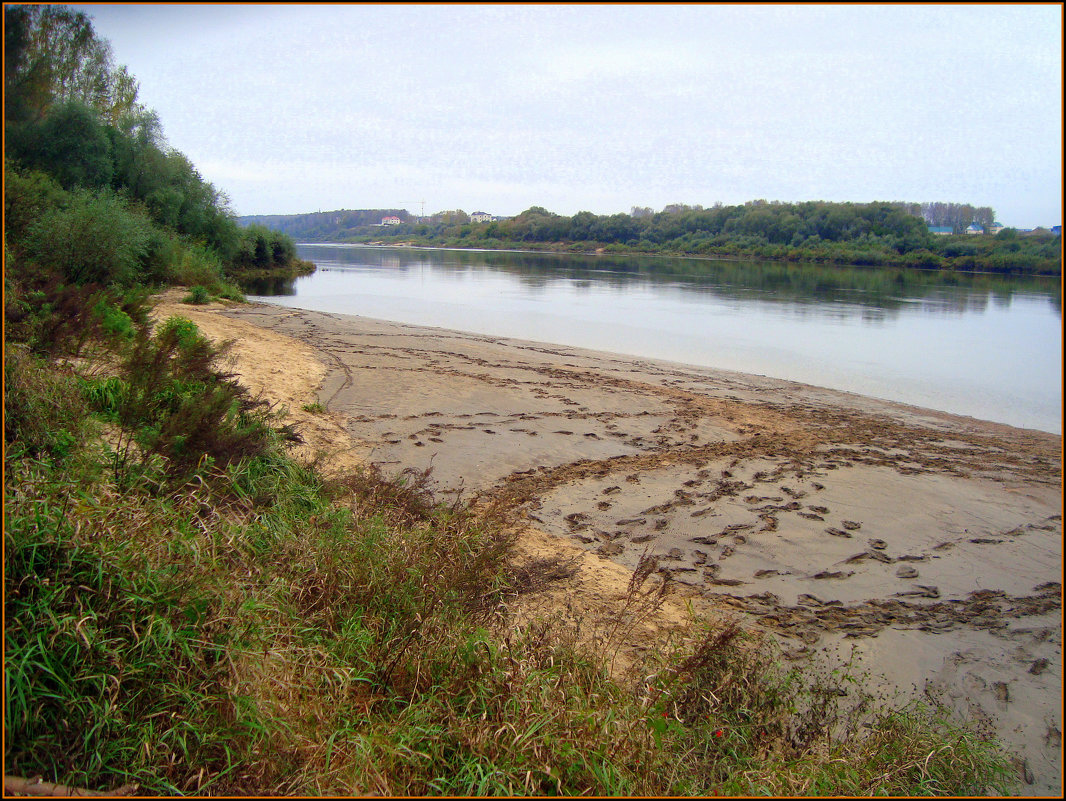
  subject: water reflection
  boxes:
[242,244,1061,433]
[240,275,297,296]
[277,244,1061,317]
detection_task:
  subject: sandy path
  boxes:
[152,290,1062,795]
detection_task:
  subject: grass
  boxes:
[3,314,1020,796]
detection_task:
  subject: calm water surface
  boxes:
[246,244,1062,434]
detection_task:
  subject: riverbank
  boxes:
[355,237,1064,279]
[152,289,1063,794]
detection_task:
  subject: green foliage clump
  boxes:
[3,5,308,298]
[229,223,305,278]
[4,346,92,461]
[3,162,68,242]
[26,187,151,286]
[182,285,211,305]
[4,276,150,359]
[81,315,294,483]
[9,100,114,189]
[4,463,264,794]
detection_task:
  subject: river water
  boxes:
[244,244,1062,434]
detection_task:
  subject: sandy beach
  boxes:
[153,289,1063,795]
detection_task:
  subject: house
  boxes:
[928,226,953,236]
[381,216,402,225]
[987,223,1005,235]
[965,223,983,235]
[470,211,493,223]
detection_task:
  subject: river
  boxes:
[242,244,1062,434]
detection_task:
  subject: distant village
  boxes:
[379,211,508,226]
[927,222,1061,236]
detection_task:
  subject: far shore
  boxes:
[300,238,1064,278]
[154,289,1063,796]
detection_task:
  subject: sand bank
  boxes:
[153,290,1062,795]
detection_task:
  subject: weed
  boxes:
[182,285,211,305]
[4,346,92,462]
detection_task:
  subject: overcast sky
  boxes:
[72,3,1062,227]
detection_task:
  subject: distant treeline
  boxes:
[240,208,415,240]
[244,201,1061,276]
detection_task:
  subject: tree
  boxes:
[3,5,140,125]
[15,101,114,189]
[433,209,470,225]
[662,203,695,215]
[569,210,597,239]
[974,206,996,228]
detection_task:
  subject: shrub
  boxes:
[26,188,151,286]
[3,162,69,244]
[183,285,211,305]
[83,315,299,482]
[170,241,225,288]
[213,282,245,302]
[10,101,114,190]
[4,346,92,461]
[4,276,149,358]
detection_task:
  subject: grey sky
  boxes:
[72,3,1062,227]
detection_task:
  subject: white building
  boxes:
[381,216,402,225]
[470,211,493,223]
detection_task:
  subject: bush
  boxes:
[26,188,151,286]
[9,101,114,190]
[4,276,150,358]
[4,346,92,461]
[183,285,211,305]
[3,162,69,244]
[83,315,297,482]
[169,240,225,288]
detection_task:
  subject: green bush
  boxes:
[4,278,148,358]
[183,285,211,305]
[82,315,296,483]
[9,101,114,190]
[170,241,225,288]
[26,188,151,286]
[3,162,70,243]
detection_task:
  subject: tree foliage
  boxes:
[268,199,1057,276]
[10,100,114,189]
[3,4,304,302]
[4,4,139,125]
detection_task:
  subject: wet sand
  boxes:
[153,291,1063,795]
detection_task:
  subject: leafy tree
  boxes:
[11,101,113,189]
[3,4,140,125]
[433,209,470,225]
[974,206,996,228]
